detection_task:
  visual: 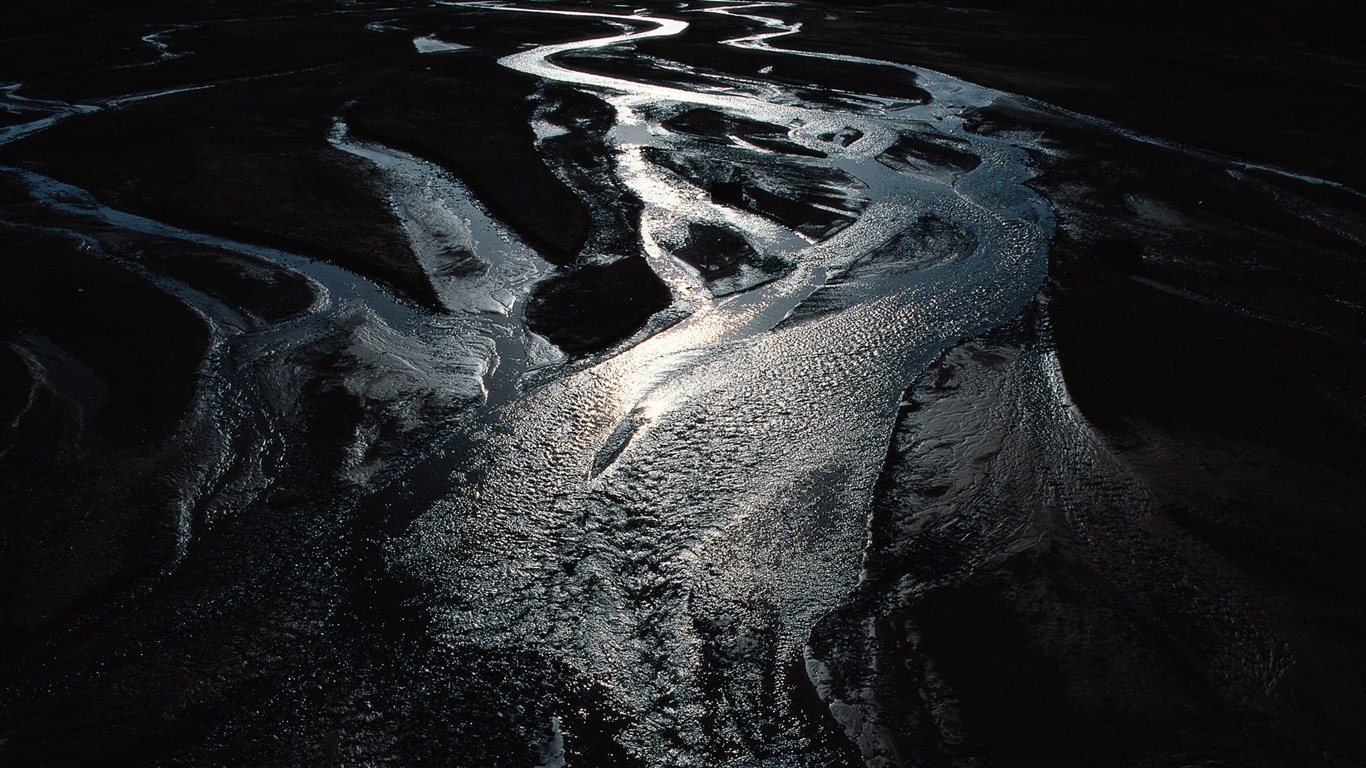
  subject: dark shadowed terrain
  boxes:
[2,1,1363,766]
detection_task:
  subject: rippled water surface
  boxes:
[390,3,1052,763]
[8,1,1358,766]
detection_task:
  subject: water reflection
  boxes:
[399,1,1053,762]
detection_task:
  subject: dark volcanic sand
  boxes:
[789,0,1365,189]
[2,1,1364,766]
[525,256,674,356]
[809,97,1366,765]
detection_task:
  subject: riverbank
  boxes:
[1,2,1362,766]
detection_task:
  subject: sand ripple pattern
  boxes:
[398,2,1054,764]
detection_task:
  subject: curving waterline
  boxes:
[399,2,1054,764]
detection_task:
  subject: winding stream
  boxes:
[2,2,1052,764]
[392,2,1053,763]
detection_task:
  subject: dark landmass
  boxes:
[942,0,1356,52]
[808,80,1366,768]
[128,241,317,325]
[0,3,636,306]
[748,3,1366,764]
[663,107,830,159]
[0,228,210,436]
[667,222,769,280]
[347,60,593,266]
[536,86,648,259]
[1,83,440,306]
[0,225,212,655]
[0,1,673,683]
[525,256,674,356]
[645,143,867,239]
[792,0,1366,188]
[1,0,1363,766]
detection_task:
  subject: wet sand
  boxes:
[2,1,1363,766]
[783,8,1366,763]
[788,1,1365,188]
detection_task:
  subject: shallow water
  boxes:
[390,2,1053,763]
[4,2,1363,765]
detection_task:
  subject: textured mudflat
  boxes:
[2,2,1362,766]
